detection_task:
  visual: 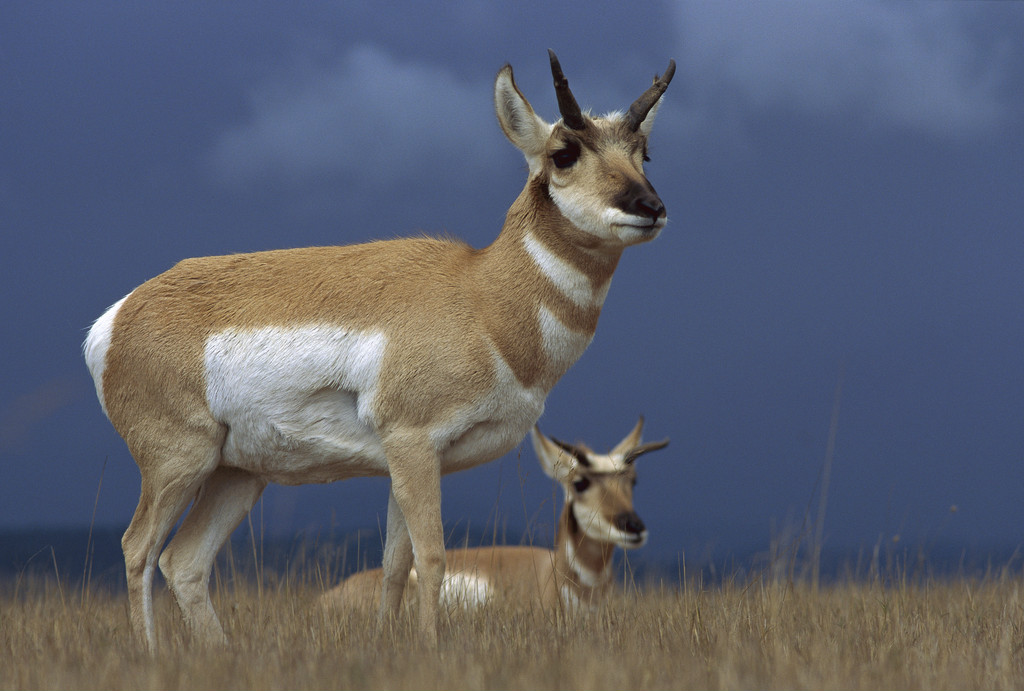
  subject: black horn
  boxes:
[548,49,586,131]
[551,436,592,467]
[626,60,676,132]
[623,438,670,465]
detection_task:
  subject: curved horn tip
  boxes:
[659,59,676,86]
[547,49,564,80]
[627,59,675,131]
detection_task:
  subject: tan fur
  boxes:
[325,546,561,613]
[321,420,668,613]
[84,53,673,650]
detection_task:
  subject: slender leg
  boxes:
[378,486,414,625]
[122,481,184,652]
[121,423,224,651]
[382,430,445,644]
[158,466,266,644]
[122,471,214,649]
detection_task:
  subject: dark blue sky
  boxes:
[2,1,1023,565]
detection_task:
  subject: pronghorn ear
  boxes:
[610,416,646,457]
[495,65,552,172]
[530,425,578,482]
[637,97,662,138]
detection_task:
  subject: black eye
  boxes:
[572,476,591,493]
[552,142,580,169]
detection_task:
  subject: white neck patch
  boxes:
[523,233,607,309]
[563,533,610,589]
[537,305,593,375]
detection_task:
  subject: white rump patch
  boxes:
[83,294,130,418]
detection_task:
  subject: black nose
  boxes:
[615,511,646,535]
[630,194,665,221]
[617,180,665,222]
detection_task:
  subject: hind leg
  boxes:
[122,429,223,651]
[123,473,213,650]
[159,466,266,643]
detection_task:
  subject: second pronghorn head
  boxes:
[530,417,669,549]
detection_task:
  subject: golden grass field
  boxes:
[3,558,1024,691]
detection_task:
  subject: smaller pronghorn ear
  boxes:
[637,99,662,139]
[610,416,646,457]
[531,426,585,482]
[495,65,552,168]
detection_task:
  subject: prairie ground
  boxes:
[3,564,1024,691]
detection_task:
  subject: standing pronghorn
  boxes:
[321,419,669,613]
[83,51,675,649]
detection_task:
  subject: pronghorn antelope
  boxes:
[83,51,675,649]
[321,419,669,613]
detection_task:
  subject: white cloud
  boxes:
[675,1,1014,138]
[208,45,503,188]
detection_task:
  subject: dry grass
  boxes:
[3,565,1024,691]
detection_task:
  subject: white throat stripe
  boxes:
[524,233,601,308]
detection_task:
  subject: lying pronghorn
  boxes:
[322,419,668,612]
[83,51,674,649]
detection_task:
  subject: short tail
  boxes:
[83,294,130,418]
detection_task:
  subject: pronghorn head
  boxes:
[494,51,675,248]
[530,417,669,549]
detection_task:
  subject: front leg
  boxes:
[382,430,445,645]
[379,486,414,624]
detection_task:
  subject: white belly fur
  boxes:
[205,325,387,483]
[203,325,545,484]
